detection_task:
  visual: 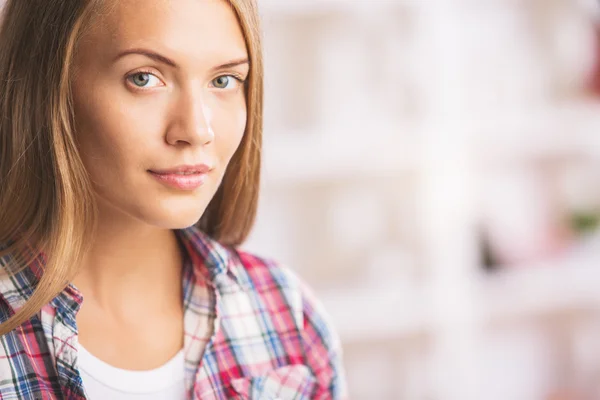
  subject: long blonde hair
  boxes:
[0,0,263,335]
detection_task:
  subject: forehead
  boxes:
[84,0,247,66]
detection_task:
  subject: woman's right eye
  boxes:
[126,72,163,89]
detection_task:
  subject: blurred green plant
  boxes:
[570,211,600,235]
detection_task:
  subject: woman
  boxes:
[0,0,347,399]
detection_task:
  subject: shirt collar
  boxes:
[0,225,246,322]
[175,226,251,291]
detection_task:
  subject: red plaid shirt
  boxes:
[0,226,347,399]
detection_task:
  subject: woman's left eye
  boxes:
[211,75,243,90]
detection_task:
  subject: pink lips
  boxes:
[148,164,211,190]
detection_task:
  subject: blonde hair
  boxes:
[0,0,263,335]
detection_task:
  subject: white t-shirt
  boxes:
[77,343,186,400]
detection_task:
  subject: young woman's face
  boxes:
[72,0,248,229]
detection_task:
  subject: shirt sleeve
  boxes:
[298,279,348,399]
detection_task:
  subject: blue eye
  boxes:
[128,72,162,88]
[211,75,244,90]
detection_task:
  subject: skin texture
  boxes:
[70,0,249,370]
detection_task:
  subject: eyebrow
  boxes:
[114,48,249,71]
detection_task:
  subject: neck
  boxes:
[72,202,184,317]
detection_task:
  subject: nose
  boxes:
[165,87,214,146]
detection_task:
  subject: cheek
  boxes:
[212,104,247,164]
[73,89,159,184]
[76,108,123,175]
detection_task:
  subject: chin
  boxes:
[146,214,203,230]
[126,195,208,230]
[150,205,208,230]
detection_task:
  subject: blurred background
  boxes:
[242,0,600,399]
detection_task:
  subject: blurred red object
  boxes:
[545,391,580,400]
[590,24,600,95]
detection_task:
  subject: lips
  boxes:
[157,171,199,175]
[149,164,211,175]
[148,164,211,190]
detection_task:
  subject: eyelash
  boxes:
[125,70,247,91]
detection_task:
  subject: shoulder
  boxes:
[233,249,301,293]
[0,242,41,324]
[231,248,348,398]
[180,226,341,350]
[180,227,348,397]
[230,248,336,338]
[0,245,21,324]
[231,248,341,353]
[230,249,305,325]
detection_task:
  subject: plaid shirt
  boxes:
[0,226,347,399]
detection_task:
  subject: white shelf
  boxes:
[476,100,600,163]
[262,101,600,184]
[319,283,427,343]
[321,235,600,342]
[262,127,423,184]
[481,237,600,324]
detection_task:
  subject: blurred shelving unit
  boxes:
[246,0,600,399]
[262,101,600,183]
[320,234,600,343]
[476,101,600,163]
[262,131,424,183]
